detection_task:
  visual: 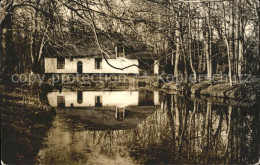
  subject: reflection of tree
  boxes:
[224,106,232,163]
[92,95,258,164]
[54,95,259,164]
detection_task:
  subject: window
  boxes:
[57,96,65,107]
[77,61,83,74]
[57,57,65,69]
[116,45,125,57]
[95,58,102,69]
[95,96,102,107]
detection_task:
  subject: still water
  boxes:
[36,89,259,164]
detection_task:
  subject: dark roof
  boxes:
[57,105,160,131]
[52,51,159,60]
[51,31,160,60]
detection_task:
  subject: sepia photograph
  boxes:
[1,0,259,164]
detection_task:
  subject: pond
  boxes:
[36,89,259,164]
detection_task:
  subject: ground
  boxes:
[1,82,55,164]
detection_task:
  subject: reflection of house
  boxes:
[56,105,159,130]
[48,90,159,108]
[47,90,160,129]
[44,34,159,75]
[115,107,125,121]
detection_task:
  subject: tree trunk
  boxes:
[224,36,233,86]
[237,0,243,75]
[235,3,239,76]
[230,1,235,75]
[174,11,180,77]
[222,2,233,86]
[204,35,211,80]
[188,4,197,82]
[206,3,212,81]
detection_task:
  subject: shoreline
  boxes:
[162,80,260,101]
[1,83,56,164]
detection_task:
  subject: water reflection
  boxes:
[47,90,160,130]
[37,91,259,164]
[48,90,159,108]
[150,94,259,164]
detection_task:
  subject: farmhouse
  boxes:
[44,34,159,75]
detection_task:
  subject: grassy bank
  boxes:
[191,82,260,100]
[1,82,55,164]
[162,80,260,102]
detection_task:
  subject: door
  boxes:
[77,61,83,74]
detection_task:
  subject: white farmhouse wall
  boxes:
[47,91,139,107]
[44,57,139,74]
[47,91,159,108]
[84,58,139,74]
[45,58,77,73]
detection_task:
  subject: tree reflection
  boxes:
[123,94,259,164]
[38,94,259,164]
